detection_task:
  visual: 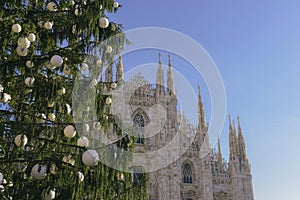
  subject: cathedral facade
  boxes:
[110,54,254,200]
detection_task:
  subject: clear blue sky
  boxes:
[110,1,300,199]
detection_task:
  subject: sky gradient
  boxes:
[110,1,300,199]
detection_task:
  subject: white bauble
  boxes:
[111,82,117,89]
[18,37,31,48]
[105,97,112,105]
[31,164,47,179]
[48,113,56,122]
[27,33,36,42]
[47,2,57,12]
[82,150,99,166]
[93,121,101,130]
[65,103,72,114]
[44,188,56,200]
[1,93,11,103]
[0,172,3,184]
[81,63,88,71]
[57,87,66,95]
[78,172,84,182]
[105,45,112,54]
[26,60,33,68]
[36,113,47,123]
[83,123,90,133]
[99,4,103,10]
[64,125,76,138]
[113,2,119,8]
[77,136,89,147]
[50,55,63,67]
[44,21,53,29]
[25,77,35,87]
[99,17,109,28]
[14,134,28,147]
[16,46,28,56]
[12,24,22,33]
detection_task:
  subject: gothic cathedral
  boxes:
[109,54,254,200]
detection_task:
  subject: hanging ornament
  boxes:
[105,97,112,105]
[48,101,55,108]
[31,164,47,179]
[77,136,89,147]
[43,188,56,200]
[105,45,113,54]
[81,63,89,71]
[36,113,47,123]
[111,82,117,89]
[93,121,101,130]
[113,2,119,8]
[62,155,75,166]
[64,125,76,138]
[63,65,71,75]
[0,93,11,103]
[25,77,35,87]
[83,124,90,133]
[74,5,82,16]
[65,103,72,114]
[96,59,102,66]
[44,21,53,30]
[18,37,31,48]
[57,87,66,95]
[50,55,63,67]
[100,4,103,10]
[14,134,28,147]
[12,24,22,33]
[26,60,33,68]
[27,33,36,42]
[99,17,109,28]
[16,47,28,56]
[0,173,3,184]
[50,163,57,175]
[82,150,99,166]
[48,113,56,122]
[78,172,84,182]
[47,2,58,12]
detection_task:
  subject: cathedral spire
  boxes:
[116,55,124,81]
[229,115,238,161]
[156,53,164,96]
[237,116,247,161]
[197,84,206,129]
[217,138,223,173]
[105,62,113,82]
[167,54,175,95]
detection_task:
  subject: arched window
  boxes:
[133,113,145,144]
[183,163,193,183]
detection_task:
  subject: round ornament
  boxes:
[64,125,76,138]
[113,2,119,8]
[31,164,47,179]
[26,60,33,68]
[0,93,11,103]
[77,136,89,147]
[18,37,31,48]
[82,150,99,166]
[78,172,84,182]
[44,188,55,200]
[47,2,58,12]
[99,17,109,28]
[44,21,53,30]
[25,77,35,87]
[27,33,36,42]
[57,87,66,95]
[14,134,28,147]
[16,47,28,56]
[12,24,22,33]
[65,103,72,114]
[111,82,117,89]
[105,97,112,105]
[48,113,56,122]
[50,55,63,67]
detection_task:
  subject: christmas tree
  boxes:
[0,1,146,199]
